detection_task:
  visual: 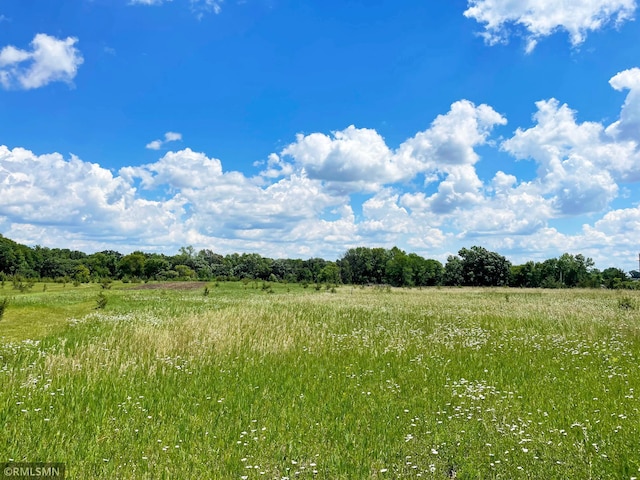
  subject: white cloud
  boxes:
[3,68,640,267]
[607,67,640,142]
[396,100,506,213]
[164,132,182,142]
[119,148,350,256]
[0,34,83,90]
[123,148,222,189]
[502,99,619,214]
[0,145,183,244]
[281,100,506,195]
[256,153,295,179]
[398,100,507,168]
[191,0,223,16]
[130,0,223,16]
[464,0,637,52]
[145,131,183,150]
[145,140,163,151]
[130,0,170,5]
[281,125,400,192]
[501,68,640,212]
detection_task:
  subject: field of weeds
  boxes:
[1,282,640,478]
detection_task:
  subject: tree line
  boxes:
[1,234,638,289]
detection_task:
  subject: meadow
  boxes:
[1,281,640,479]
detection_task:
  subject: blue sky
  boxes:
[1,0,640,270]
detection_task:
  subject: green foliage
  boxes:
[0,296,7,320]
[2,286,640,478]
[457,246,511,287]
[118,252,146,278]
[338,247,389,284]
[74,265,91,283]
[602,267,628,289]
[618,296,636,310]
[143,256,170,279]
[443,255,464,286]
[318,262,341,284]
[95,292,108,310]
[174,264,197,280]
[12,276,35,292]
[0,233,635,291]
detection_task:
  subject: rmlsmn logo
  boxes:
[1,463,65,479]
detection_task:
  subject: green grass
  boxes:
[2,283,640,478]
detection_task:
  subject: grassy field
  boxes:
[1,282,640,479]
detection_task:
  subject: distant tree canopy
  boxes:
[0,233,638,289]
[337,246,444,287]
[446,246,511,287]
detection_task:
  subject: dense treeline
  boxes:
[1,234,639,289]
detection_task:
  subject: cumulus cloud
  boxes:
[501,99,620,214]
[0,145,183,242]
[464,0,637,52]
[0,34,83,90]
[607,67,640,141]
[145,132,183,150]
[396,100,506,213]
[119,148,350,255]
[281,100,506,196]
[398,100,507,167]
[502,67,640,211]
[3,68,640,266]
[281,126,400,192]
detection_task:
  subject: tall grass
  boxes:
[1,284,640,478]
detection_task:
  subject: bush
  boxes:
[12,276,35,292]
[618,297,636,310]
[0,297,8,321]
[95,292,108,310]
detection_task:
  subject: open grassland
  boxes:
[1,283,640,479]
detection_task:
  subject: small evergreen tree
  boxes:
[0,297,8,321]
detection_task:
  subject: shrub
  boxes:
[0,297,8,321]
[12,276,35,292]
[618,297,636,310]
[95,292,108,310]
